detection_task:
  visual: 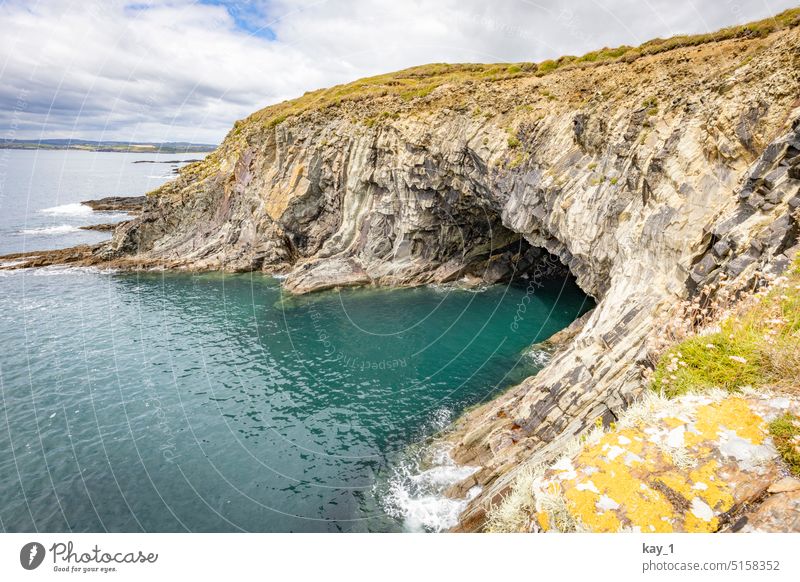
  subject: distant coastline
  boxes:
[0,139,216,153]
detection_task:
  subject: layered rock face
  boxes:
[101,24,800,530]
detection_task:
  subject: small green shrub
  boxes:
[267,114,289,128]
[652,332,761,398]
[508,152,526,169]
[769,413,800,476]
[642,97,659,116]
[536,60,558,75]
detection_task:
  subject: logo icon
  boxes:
[20,542,46,570]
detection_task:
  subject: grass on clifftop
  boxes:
[651,257,800,398]
[237,7,800,131]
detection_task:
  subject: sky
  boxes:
[0,0,797,144]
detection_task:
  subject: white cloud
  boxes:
[0,0,796,143]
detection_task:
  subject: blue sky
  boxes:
[198,0,277,39]
[0,0,797,144]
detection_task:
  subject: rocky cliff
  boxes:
[90,11,800,530]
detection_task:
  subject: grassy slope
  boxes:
[231,7,800,131]
[651,257,800,398]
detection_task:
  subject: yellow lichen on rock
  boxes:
[521,393,796,533]
[692,397,767,446]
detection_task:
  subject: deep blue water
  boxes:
[0,150,593,532]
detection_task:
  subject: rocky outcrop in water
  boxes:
[82,196,145,213]
[80,16,800,530]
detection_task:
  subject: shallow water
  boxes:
[0,150,594,532]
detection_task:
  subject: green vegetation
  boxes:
[536,59,559,75]
[769,413,800,476]
[240,7,800,131]
[643,97,659,116]
[507,135,521,149]
[540,89,556,101]
[507,151,527,169]
[652,257,800,398]
[267,114,289,128]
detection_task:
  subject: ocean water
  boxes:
[0,149,201,255]
[0,150,593,532]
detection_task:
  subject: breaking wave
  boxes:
[40,203,93,216]
[19,224,81,235]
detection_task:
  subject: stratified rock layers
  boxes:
[100,26,800,529]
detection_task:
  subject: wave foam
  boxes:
[525,347,553,368]
[382,441,481,532]
[19,224,81,235]
[40,203,93,216]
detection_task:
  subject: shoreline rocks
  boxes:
[80,222,125,232]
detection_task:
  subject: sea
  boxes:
[0,149,593,532]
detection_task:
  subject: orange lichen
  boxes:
[661,416,685,429]
[535,511,550,531]
[693,397,766,445]
[540,396,778,533]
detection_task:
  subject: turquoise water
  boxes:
[0,269,591,532]
[0,150,593,532]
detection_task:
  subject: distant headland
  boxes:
[0,139,217,153]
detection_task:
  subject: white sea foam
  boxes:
[383,440,481,532]
[525,347,553,368]
[19,224,81,235]
[40,203,93,216]
[0,259,27,268]
[428,280,490,294]
[24,265,117,277]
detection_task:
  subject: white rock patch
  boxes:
[597,495,620,512]
[690,497,714,522]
